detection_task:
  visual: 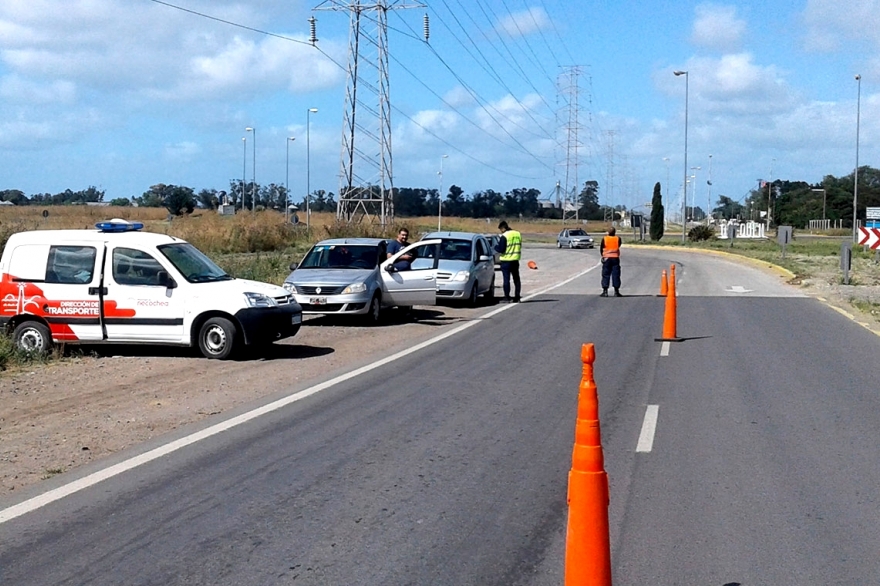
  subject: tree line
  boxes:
[711,166,880,228]
[0,178,624,220]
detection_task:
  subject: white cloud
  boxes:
[803,0,880,52]
[495,7,550,38]
[0,74,75,103]
[165,141,202,161]
[691,4,746,52]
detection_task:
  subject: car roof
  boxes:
[421,231,483,241]
[6,229,183,246]
[311,238,387,246]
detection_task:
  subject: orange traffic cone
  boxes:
[565,343,612,586]
[655,264,682,342]
[658,269,668,297]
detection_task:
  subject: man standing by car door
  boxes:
[387,227,414,271]
[495,221,521,303]
[599,226,622,297]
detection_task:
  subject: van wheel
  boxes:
[198,317,237,360]
[13,321,52,354]
[364,294,382,325]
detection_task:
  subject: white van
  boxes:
[0,219,302,359]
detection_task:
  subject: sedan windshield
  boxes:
[158,243,232,283]
[300,244,381,270]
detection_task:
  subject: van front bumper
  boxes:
[234,303,303,345]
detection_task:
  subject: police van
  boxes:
[0,219,302,359]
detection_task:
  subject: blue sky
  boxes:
[0,0,876,218]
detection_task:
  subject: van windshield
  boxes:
[158,243,232,283]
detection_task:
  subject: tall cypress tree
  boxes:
[650,182,665,241]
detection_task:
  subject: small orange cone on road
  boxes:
[527,260,538,270]
[655,264,683,342]
[659,269,668,297]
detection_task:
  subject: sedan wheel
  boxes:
[364,294,382,325]
[198,317,237,360]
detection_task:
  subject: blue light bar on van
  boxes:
[95,219,144,232]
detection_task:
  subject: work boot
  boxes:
[614,288,622,297]
[600,289,608,297]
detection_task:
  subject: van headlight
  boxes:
[244,292,278,308]
[343,282,368,294]
[452,270,470,282]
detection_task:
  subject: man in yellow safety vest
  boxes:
[599,226,622,297]
[495,220,522,303]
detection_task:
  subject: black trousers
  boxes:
[601,258,621,290]
[500,260,521,299]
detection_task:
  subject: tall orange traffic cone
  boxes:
[658,269,668,297]
[565,343,612,586]
[655,264,682,342]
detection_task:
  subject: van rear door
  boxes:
[4,241,105,342]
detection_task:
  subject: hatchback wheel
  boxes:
[13,321,52,354]
[486,276,495,299]
[556,241,562,248]
[468,283,479,307]
[198,317,237,360]
[569,240,575,249]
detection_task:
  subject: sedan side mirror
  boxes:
[384,264,397,274]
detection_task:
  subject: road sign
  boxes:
[867,207,880,219]
[858,227,880,249]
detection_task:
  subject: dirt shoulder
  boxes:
[2,245,879,496]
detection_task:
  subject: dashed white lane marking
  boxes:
[660,341,670,356]
[0,263,602,525]
[636,405,660,453]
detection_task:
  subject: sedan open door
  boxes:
[380,239,440,307]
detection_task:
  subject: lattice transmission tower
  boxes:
[314,1,423,225]
[557,66,587,224]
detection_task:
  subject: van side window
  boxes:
[113,248,166,286]
[46,246,97,284]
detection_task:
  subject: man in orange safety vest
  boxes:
[599,226,622,297]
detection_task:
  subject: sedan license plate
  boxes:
[309,296,327,305]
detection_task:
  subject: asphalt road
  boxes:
[2,247,879,585]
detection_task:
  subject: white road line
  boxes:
[636,405,660,453]
[0,263,602,525]
[660,341,670,356]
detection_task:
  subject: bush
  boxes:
[688,225,716,242]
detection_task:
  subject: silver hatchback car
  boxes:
[420,232,495,306]
[556,228,595,249]
[282,237,441,323]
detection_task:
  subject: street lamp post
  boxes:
[663,157,670,229]
[245,127,256,212]
[767,158,775,231]
[286,136,296,224]
[674,70,689,242]
[690,166,701,224]
[241,136,247,212]
[306,108,318,231]
[706,154,713,224]
[438,154,448,231]
[854,74,862,243]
